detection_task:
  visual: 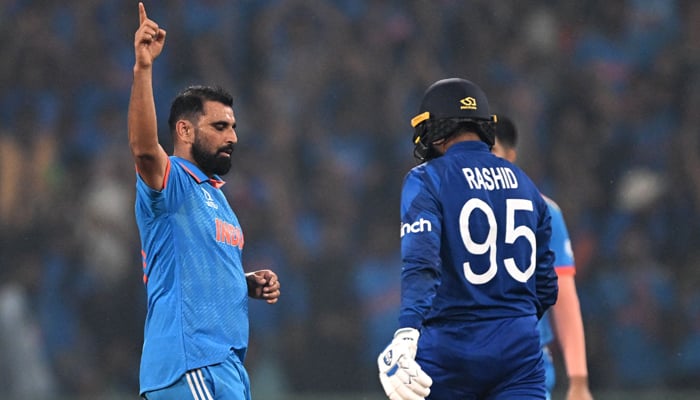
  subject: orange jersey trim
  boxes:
[161,158,172,189]
[178,162,203,183]
[141,249,149,284]
[133,158,172,190]
[554,265,576,276]
[177,160,226,188]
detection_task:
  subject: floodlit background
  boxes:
[1,0,699,399]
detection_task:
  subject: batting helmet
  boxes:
[410,78,497,162]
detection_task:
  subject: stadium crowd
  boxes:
[0,0,699,398]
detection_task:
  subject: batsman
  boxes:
[377,78,557,399]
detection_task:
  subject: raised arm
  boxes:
[128,2,169,190]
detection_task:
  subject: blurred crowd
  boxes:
[1,0,699,398]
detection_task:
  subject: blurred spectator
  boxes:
[0,251,56,398]
[585,223,677,388]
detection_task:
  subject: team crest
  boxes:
[460,97,477,110]
[383,349,393,365]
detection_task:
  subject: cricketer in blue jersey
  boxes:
[377,78,558,400]
[129,4,281,399]
[493,116,593,400]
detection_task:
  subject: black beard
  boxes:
[192,137,233,176]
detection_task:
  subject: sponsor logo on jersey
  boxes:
[215,218,244,249]
[462,167,518,190]
[201,187,218,209]
[401,218,432,237]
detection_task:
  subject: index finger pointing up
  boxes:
[139,2,147,25]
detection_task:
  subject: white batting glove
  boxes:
[377,328,433,400]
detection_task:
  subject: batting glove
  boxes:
[377,328,433,400]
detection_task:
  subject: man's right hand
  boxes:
[377,328,432,400]
[134,2,166,69]
[128,2,169,190]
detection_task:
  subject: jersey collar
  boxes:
[173,156,226,189]
[446,140,490,154]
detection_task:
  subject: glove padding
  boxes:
[377,328,433,400]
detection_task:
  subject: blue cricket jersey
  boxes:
[398,140,557,328]
[135,156,249,394]
[538,196,576,346]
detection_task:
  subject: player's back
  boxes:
[400,140,557,398]
[399,140,556,326]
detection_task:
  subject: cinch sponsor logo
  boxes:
[216,218,244,249]
[400,218,432,237]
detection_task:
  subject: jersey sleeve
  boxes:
[398,167,442,329]
[544,197,576,275]
[135,157,172,218]
[534,197,558,319]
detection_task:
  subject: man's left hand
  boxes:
[246,270,280,303]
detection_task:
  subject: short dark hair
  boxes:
[494,115,518,150]
[167,85,234,134]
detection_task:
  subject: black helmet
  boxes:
[411,78,497,162]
